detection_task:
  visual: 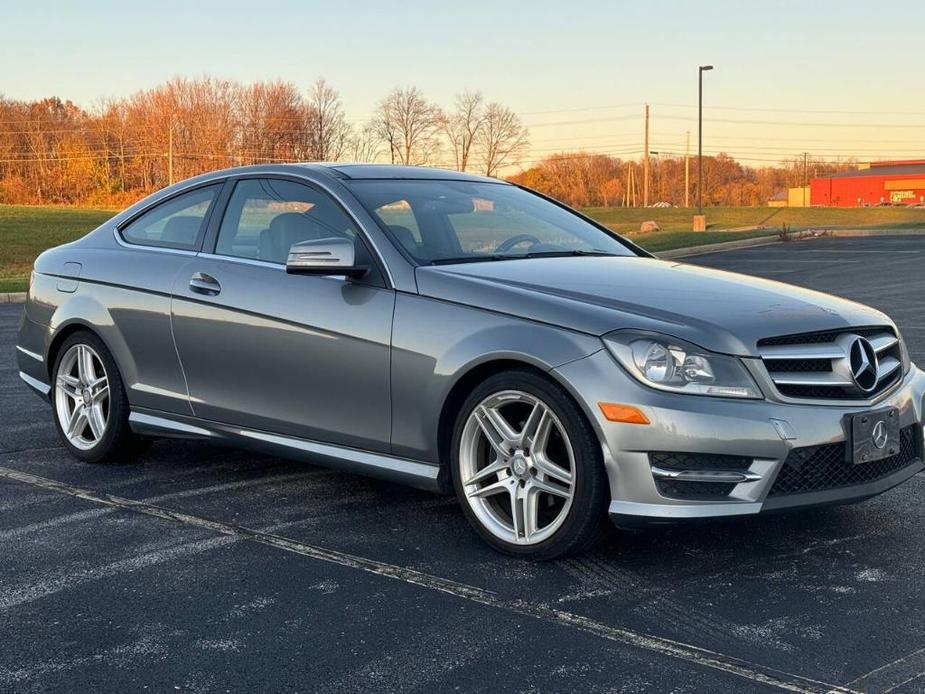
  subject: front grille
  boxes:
[757,326,904,401]
[768,425,922,497]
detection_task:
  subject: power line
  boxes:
[650,102,925,117]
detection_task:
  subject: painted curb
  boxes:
[1,292,27,304]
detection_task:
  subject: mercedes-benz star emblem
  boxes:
[848,336,879,393]
[871,420,889,449]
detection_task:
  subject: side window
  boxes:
[215,179,357,264]
[372,199,422,255]
[120,185,220,250]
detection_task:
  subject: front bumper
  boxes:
[553,350,925,526]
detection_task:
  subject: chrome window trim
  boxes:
[112,228,199,256]
[196,252,284,271]
[106,167,404,288]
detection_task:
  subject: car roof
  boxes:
[304,163,506,184]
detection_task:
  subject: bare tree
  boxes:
[476,103,528,177]
[306,78,351,161]
[371,87,441,165]
[441,90,485,171]
[349,122,381,163]
[237,81,310,165]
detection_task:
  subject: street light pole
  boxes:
[698,65,713,216]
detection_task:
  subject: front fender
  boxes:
[390,294,601,462]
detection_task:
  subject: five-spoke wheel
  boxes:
[55,343,110,450]
[51,331,143,463]
[452,369,609,559]
[459,390,576,545]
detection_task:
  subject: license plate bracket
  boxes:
[847,407,900,465]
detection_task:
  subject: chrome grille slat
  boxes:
[758,344,845,360]
[877,356,901,379]
[870,334,899,353]
[770,372,853,387]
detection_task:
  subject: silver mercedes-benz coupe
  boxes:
[16,164,925,558]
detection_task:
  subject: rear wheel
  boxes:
[52,331,144,463]
[451,369,609,559]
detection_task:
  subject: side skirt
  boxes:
[128,410,443,493]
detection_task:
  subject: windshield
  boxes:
[345,179,638,264]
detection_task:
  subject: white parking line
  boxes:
[0,465,857,694]
[750,250,921,254]
[846,647,925,693]
[720,259,864,264]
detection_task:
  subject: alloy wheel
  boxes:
[459,390,576,545]
[55,343,110,450]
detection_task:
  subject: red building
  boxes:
[811,159,925,207]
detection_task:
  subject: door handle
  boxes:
[189,272,221,296]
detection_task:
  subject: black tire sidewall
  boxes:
[450,369,609,559]
[51,330,135,464]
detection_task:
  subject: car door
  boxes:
[169,176,395,454]
[106,182,223,415]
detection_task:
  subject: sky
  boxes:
[3,0,925,168]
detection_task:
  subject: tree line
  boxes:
[509,152,858,208]
[0,77,528,205]
[0,75,855,208]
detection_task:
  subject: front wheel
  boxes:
[52,331,144,463]
[451,369,609,559]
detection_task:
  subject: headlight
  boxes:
[603,332,762,399]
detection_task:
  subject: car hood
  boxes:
[414,256,892,356]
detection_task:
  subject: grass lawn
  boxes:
[1,205,115,292]
[582,205,925,236]
[1,203,924,293]
[628,229,782,253]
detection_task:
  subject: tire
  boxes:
[51,330,145,464]
[450,368,609,559]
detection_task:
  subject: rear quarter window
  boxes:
[120,185,221,251]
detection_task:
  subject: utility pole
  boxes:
[624,162,636,208]
[643,104,650,207]
[167,118,174,186]
[684,130,691,208]
[802,151,808,207]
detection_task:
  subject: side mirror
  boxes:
[285,237,367,277]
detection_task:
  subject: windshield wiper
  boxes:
[521,249,619,258]
[429,255,510,265]
[429,249,620,265]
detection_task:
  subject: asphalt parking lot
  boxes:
[2,234,924,693]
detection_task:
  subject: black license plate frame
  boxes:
[846,407,900,465]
